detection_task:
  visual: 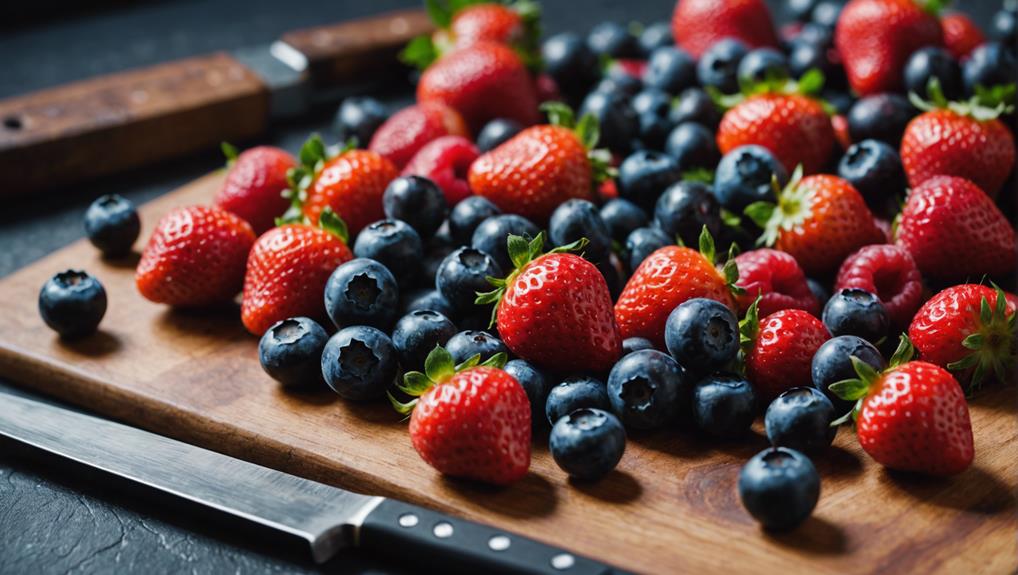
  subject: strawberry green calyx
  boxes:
[221,141,240,167]
[695,225,745,299]
[277,134,355,225]
[540,101,618,183]
[317,208,350,244]
[910,77,1016,122]
[738,296,762,354]
[744,164,807,248]
[946,286,1016,390]
[829,335,916,426]
[388,345,509,415]
[709,68,829,111]
[915,0,950,17]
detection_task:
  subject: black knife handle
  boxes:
[358,499,619,575]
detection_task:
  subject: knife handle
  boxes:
[358,499,618,575]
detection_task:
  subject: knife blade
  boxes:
[0,391,619,575]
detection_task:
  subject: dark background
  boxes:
[0,1,1001,573]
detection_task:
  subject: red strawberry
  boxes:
[835,0,943,96]
[241,211,353,335]
[368,102,469,170]
[742,304,830,401]
[476,233,622,373]
[213,144,296,235]
[835,244,923,330]
[909,284,1017,389]
[615,228,738,348]
[745,168,884,277]
[940,12,985,60]
[402,135,479,206]
[392,347,530,486]
[417,42,540,132]
[468,103,608,222]
[896,175,1016,281]
[831,337,973,476]
[449,3,533,48]
[136,205,255,307]
[671,0,779,58]
[732,248,820,318]
[832,114,852,151]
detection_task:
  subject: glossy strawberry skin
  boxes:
[402,135,479,206]
[856,361,973,476]
[717,94,835,175]
[468,125,593,223]
[746,309,830,401]
[136,206,255,307]
[302,150,398,237]
[498,253,622,373]
[241,224,353,335]
[450,4,523,47]
[409,367,531,486]
[896,176,1016,281]
[214,146,296,235]
[671,0,779,58]
[900,110,1016,198]
[733,248,819,318]
[835,244,923,330]
[368,102,469,170]
[417,42,540,132]
[615,246,735,348]
[835,0,943,96]
[941,12,985,60]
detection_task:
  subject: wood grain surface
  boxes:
[0,173,1014,575]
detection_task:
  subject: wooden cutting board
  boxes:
[0,172,1015,575]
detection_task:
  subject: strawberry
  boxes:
[896,175,1016,281]
[670,0,779,58]
[835,0,943,96]
[940,12,985,60]
[240,210,353,335]
[831,336,974,476]
[732,248,820,318]
[835,244,923,330]
[900,82,1016,198]
[402,1,540,67]
[832,114,852,151]
[391,346,530,486]
[615,227,740,348]
[402,135,479,206]
[475,233,622,373]
[741,303,830,401]
[909,284,1017,389]
[468,103,611,223]
[417,42,540,132]
[368,102,469,170]
[287,135,398,237]
[213,144,296,235]
[136,205,255,307]
[745,167,884,277]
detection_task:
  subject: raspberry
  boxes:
[402,136,480,206]
[835,244,923,329]
[733,248,820,318]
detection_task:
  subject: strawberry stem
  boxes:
[389,345,508,416]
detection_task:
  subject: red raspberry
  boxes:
[941,12,985,60]
[402,135,480,206]
[732,248,820,318]
[835,244,923,330]
[832,114,852,151]
[534,73,562,104]
[368,102,469,170]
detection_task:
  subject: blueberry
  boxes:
[504,359,551,428]
[964,42,1017,94]
[670,88,721,129]
[697,38,749,94]
[714,145,788,213]
[84,194,140,257]
[594,71,643,101]
[904,47,963,100]
[822,288,890,344]
[471,214,540,272]
[665,298,740,376]
[258,317,329,389]
[321,326,398,400]
[787,40,836,82]
[546,376,611,425]
[324,258,399,330]
[436,247,503,313]
[600,199,649,244]
[401,289,456,318]
[607,349,689,430]
[542,32,601,101]
[738,447,820,531]
[788,0,819,22]
[549,199,612,262]
[994,6,1017,46]
[455,310,496,333]
[847,93,915,146]
[587,21,640,59]
[691,373,757,438]
[580,90,639,154]
[38,270,107,339]
[448,196,501,246]
[616,150,683,212]
[391,310,457,370]
[476,118,523,153]
[764,387,837,453]
[335,96,386,147]
[419,240,456,288]
[837,140,906,210]
[622,337,655,355]
[632,89,677,150]
[445,330,507,364]
[382,176,448,240]
[353,220,423,287]
[795,22,834,50]
[807,278,830,309]
[738,48,789,86]
[624,226,672,272]
[664,122,721,172]
[655,181,723,245]
[549,408,627,480]
[639,21,674,54]
[644,47,697,95]
[810,0,842,27]
[811,335,885,413]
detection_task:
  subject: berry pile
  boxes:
[43,0,1017,535]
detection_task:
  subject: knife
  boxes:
[0,9,432,199]
[0,391,618,574]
